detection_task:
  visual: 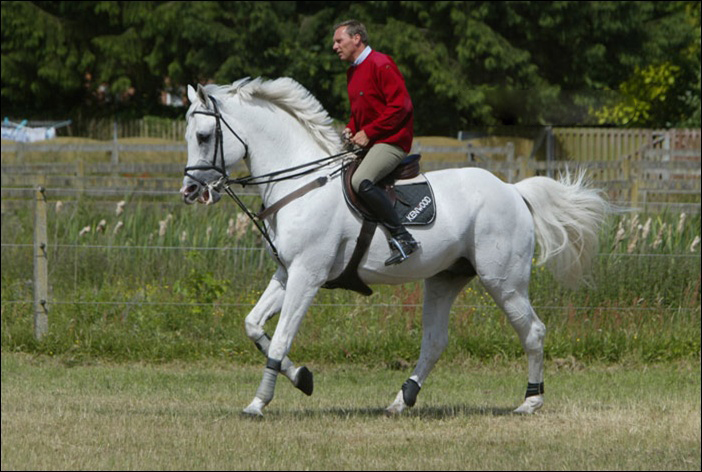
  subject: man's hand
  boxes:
[342,128,353,144]
[350,130,370,148]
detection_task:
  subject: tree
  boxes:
[2,1,700,131]
[589,1,701,128]
[2,2,99,115]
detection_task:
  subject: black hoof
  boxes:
[295,366,314,396]
[402,378,421,407]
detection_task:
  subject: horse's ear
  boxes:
[187,85,198,104]
[187,84,210,106]
[196,84,210,106]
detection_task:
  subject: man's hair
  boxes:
[334,19,369,45]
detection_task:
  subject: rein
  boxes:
[184,94,357,267]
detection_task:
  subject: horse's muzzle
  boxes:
[180,183,221,205]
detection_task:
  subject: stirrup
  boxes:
[385,237,419,266]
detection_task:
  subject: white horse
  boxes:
[180,77,608,417]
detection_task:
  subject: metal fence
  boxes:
[7,186,699,341]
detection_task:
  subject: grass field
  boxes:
[1,353,700,471]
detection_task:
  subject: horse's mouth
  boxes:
[181,184,221,205]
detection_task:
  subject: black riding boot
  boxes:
[358,179,419,265]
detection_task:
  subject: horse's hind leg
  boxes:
[480,263,546,414]
[244,269,314,397]
[386,271,471,415]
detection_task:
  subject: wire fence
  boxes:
[2,241,699,310]
[2,172,700,342]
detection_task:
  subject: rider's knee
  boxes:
[353,176,372,194]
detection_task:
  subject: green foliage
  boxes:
[590,2,701,127]
[593,62,682,127]
[173,253,229,311]
[2,1,700,130]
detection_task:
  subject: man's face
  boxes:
[333,26,362,62]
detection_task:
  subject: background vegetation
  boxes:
[2,1,701,133]
[2,191,699,365]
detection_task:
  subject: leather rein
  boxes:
[184,94,356,266]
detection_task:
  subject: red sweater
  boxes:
[346,50,414,153]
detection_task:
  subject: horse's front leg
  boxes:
[243,265,323,417]
[244,268,313,396]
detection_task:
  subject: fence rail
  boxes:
[1,141,187,165]
[2,126,701,214]
[551,128,701,161]
[2,158,700,214]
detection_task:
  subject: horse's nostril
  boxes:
[181,184,199,197]
[181,183,202,204]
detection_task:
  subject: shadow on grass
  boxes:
[231,404,516,421]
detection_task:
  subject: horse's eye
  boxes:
[196,132,209,145]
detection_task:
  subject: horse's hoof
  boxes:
[294,366,314,396]
[513,395,543,414]
[242,398,265,417]
[385,390,407,416]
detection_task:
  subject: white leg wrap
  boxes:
[242,397,266,417]
[242,367,279,417]
[254,334,297,382]
[255,367,279,406]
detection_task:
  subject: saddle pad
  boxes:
[340,161,436,226]
[394,176,436,226]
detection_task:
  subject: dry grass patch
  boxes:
[2,354,699,470]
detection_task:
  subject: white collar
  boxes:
[352,46,372,66]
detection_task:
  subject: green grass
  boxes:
[2,353,699,471]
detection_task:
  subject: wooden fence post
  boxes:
[77,160,85,195]
[517,156,529,180]
[111,120,120,165]
[33,186,49,340]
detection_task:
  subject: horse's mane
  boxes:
[204,77,342,155]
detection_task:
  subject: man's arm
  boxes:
[361,63,413,142]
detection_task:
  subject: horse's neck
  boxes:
[244,105,335,199]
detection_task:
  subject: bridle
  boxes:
[183,95,249,187]
[183,94,358,266]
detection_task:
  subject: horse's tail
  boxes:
[514,170,609,289]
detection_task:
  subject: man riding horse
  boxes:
[333,19,419,265]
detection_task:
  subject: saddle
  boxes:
[341,154,420,219]
[323,153,436,296]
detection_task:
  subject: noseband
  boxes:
[183,95,248,187]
